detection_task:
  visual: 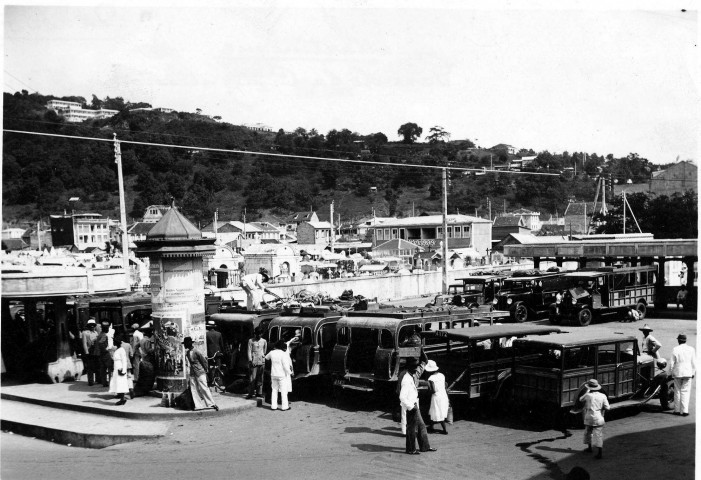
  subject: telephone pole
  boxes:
[113,134,130,291]
[442,168,448,294]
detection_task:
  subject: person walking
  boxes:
[81,318,99,386]
[670,333,696,416]
[579,379,610,459]
[399,351,436,455]
[109,334,130,406]
[425,360,449,435]
[246,326,267,399]
[183,337,219,411]
[265,340,292,411]
[639,324,661,359]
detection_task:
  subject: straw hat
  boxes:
[585,379,601,391]
[639,324,653,332]
[424,360,439,372]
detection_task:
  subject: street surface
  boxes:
[1,314,696,480]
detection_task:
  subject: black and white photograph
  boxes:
[1,1,698,479]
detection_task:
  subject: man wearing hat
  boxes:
[579,379,610,459]
[130,322,144,383]
[96,321,113,387]
[240,267,271,310]
[639,324,661,359]
[399,350,436,454]
[81,318,99,386]
[670,333,696,416]
[206,320,225,378]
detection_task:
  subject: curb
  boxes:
[0,419,164,449]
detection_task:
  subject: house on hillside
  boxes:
[297,221,332,245]
[50,213,110,251]
[490,144,517,155]
[563,201,596,235]
[373,238,424,269]
[143,205,170,223]
[285,211,319,232]
[127,222,155,246]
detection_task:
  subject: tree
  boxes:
[425,126,450,144]
[397,123,422,144]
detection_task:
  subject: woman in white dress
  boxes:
[109,334,130,406]
[425,360,449,434]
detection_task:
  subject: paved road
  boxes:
[1,315,696,480]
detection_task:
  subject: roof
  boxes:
[513,329,636,349]
[359,264,389,272]
[242,244,295,255]
[457,274,507,282]
[507,234,569,244]
[371,214,490,228]
[374,239,424,251]
[209,313,264,325]
[146,206,202,240]
[268,315,340,328]
[286,211,317,223]
[449,248,482,259]
[128,222,155,235]
[563,202,596,217]
[428,324,562,342]
[1,238,28,251]
[494,216,525,227]
[250,222,281,232]
[304,221,333,229]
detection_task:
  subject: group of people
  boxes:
[397,348,450,455]
[80,319,156,406]
[580,325,696,460]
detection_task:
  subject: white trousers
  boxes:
[674,377,693,414]
[400,404,407,434]
[584,425,604,448]
[271,377,289,410]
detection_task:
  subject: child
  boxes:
[425,360,449,435]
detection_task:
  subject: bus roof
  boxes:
[337,316,425,330]
[458,274,507,282]
[269,315,340,329]
[513,329,636,349]
[427,324,562,342]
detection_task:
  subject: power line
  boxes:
[3,129,562,176]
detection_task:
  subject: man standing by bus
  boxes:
[639,324,661,359]
[670,333,696,416]
[81,318,99,386]
[240,268,271,310]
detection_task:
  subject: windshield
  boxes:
[463,283,484,293]
[501,280,532,292]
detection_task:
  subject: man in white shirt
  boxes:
[240,268,271,310]
[399,351,436,455]
[265,340,292,411]
[130,322,144,382]
[670,333,696,416]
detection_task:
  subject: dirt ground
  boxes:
[1,315,696,480]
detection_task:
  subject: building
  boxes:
[500,208,542,231]
[46,100,118,123]
[369,214,493,255]
[127,222,155,246]
[285,211,319,232]
[373,238,424,268]
[242,123,273,133]
[492,215,531,243]
[563,201,596,235]
[242,244,298,281]
[143,205,171,223]
[50,213,110,250]
[297,221,333,245]
[2,228,27,239]
[613,161,697,197]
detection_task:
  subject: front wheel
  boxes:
[661,378,675,411]
[513,302,528,323]
[577,308,593,326]
[212,370,226,393]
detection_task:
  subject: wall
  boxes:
[472,222,492,255]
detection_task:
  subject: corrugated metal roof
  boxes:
[371,214,490,228]
[146,206,202,240]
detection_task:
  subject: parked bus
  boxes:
[493,271,569,322]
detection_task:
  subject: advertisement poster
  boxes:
[153,312,186,380]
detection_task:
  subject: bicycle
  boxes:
[207,352,227,393]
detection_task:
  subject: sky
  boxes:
[2,1,699,164]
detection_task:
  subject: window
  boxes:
[597,343,617,366]
[384,228,390,239]
[377,229,384,241]
[447,226,453,238]
[321,323,336,348]
[337,326,350,346]
[437,227,443,238]
[392,229,398,239]
[454,226,462,237]
[268,327,279,344]
[619,341,636,362]
[564,346,596,370]
[380,329,394,349]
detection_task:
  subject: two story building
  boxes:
[369,214,492,255]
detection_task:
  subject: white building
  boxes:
[46,100,119,123]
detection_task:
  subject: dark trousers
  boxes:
[406,406,430,453]
[84,354,99,385]
[99,354,113,386]
[249,364,264,396]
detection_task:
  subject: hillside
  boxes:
[2,90,665,229]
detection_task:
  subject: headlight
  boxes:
[492,298,498,305]
[507,298,513,305]
[571,298,577,305]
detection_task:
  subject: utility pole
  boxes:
[442,168,448,294]
[330,201,335,252]
[113,134,130,291]
[623,191,626,234]
[213,208,219,243]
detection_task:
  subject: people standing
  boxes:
[246,326,267,399]
[399,350,436,455]
[97,321,113,387]
[81,318,99,386]
[265,340,292,411]
[670,333,696,416]
[119,335,135,400]
[134,325,155,397]
[425,360,449,435]
[109,334,130,406]
[183,337,219,411]
[676,286,688,310]
[579,379,610,459]
[639,324,661,358]
[130,322,144,382]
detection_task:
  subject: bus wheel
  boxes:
[636,301,647,320]
[513,302,528,323]
[577,308,593,326]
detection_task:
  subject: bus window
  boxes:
[269,327,280,344]
[321,324,336,348]
[564,346,596,370]
[380,329,393,349]
[597,343,617,366]
[620,341,636,362]
[337,327,350,346]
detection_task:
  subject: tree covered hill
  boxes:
[3,90,686,233]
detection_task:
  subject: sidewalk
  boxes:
[0,378,257,448]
